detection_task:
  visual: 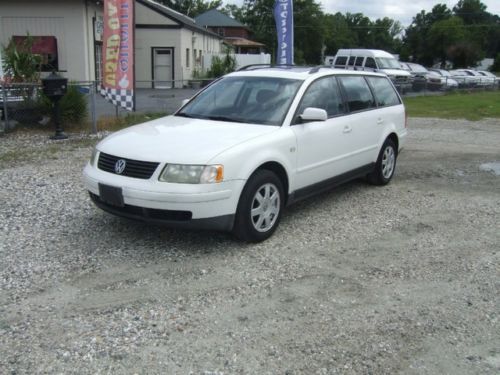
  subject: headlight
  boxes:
[159,164,223,184]
[90,147,99,166]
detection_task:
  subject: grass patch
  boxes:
[404,90,500,121]
[96,112,167,132]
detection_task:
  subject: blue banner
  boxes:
[274,0,294,65]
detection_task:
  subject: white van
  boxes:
[327,49,412,92]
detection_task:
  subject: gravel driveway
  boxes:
[0,118,499,374]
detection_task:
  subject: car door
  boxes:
[337,75,380,167]
[291,75,355,189]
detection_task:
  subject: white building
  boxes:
[0,0,222,88]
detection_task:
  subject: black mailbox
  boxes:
[42,71,68,100]
[41,71,68,140]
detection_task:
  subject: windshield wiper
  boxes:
[176,112,196,118]
[205,115,244,123]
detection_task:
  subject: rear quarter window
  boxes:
[366,76,401,107]
[335,56,347,67]
[338,76,376,112]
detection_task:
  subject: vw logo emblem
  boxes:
[114,159,126,174]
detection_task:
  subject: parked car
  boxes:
[458,69,496,87]
[475,70,498,88]
[449,69,481,88]
[327,49,413,93]
[84,66,407,242]
[400,62,442,91]
[427,68,459,90]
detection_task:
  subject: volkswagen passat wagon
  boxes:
[83,66,407,242]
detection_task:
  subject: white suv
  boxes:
[83,66,407,242]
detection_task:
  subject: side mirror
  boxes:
[299,107,328,123]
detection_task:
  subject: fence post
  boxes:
[1,83,8,134]
[90,82,97,134]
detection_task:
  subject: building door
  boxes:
[152,48,173,89]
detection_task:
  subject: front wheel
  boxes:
[233,170,284,242]
[367,138,397,185]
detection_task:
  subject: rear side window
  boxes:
[365,57,377,69]
[338,76,376,112]
[354,57,364,67]
[335,56,347,67]
[366,77,401,107]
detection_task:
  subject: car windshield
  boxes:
[375,57,401,69]
[176,76,303,126]
[408,64,428,73]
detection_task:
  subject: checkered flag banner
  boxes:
[100,87,135,111]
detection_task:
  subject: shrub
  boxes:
[38,84,88,125]
[206,48,236,78]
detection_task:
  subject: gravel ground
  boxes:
[0,118,499,374]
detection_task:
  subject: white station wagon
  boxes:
[84,66,407,242]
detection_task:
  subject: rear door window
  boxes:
[366,76,401,107]
[354,57,364,67]
[338,76,376,112]
[348,56,356,66]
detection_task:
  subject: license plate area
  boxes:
[98,184,124,207]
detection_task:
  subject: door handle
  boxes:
[343,125,352,133]
[377,118,384,125]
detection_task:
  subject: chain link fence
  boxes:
[1,75,498,136]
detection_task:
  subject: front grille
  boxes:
[98,152,159,179]
[395,76,409,83]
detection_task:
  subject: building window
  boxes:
[217,28,225,37]
[13,35,58,72]
[186,48,190,68]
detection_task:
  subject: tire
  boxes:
[367,138,397,186]
[233,169,284,242]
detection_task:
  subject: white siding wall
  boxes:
[0,0,96,81]
[135,29,180,88]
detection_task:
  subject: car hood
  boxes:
[97,115,279,164]
[380,68,411,77]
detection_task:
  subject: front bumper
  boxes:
[83,163,245,231]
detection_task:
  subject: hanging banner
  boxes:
[273,0,294,65]
[101,0,135,111]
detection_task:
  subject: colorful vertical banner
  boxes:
[101,0,135,111]
[273,0,294,65]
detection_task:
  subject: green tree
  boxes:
[427,17,466,67]
[323,12,358,56]
[489,53,500,72]
[156,0,222,17]
[403,4,452,65]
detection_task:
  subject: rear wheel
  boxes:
[233,170,284,242]
[367,138,397,185]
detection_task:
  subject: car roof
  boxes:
[227,66,387,80]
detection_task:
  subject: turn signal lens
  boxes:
[200,165,224,184]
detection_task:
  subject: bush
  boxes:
[38,84,87,125]
[206,48,237,78]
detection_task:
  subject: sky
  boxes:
[223,1,500,26]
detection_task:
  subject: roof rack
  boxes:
[237,64,299,71]
[308,65,333,74]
